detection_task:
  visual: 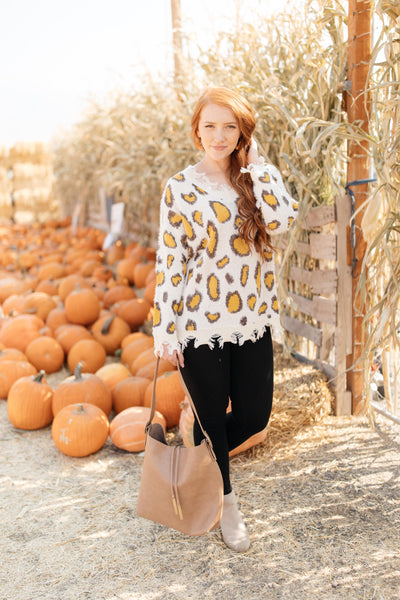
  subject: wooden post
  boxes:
[170,0,183,88]
[335,195,353,415]
[346,0,372,415]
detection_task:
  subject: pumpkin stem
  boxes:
[101,314,115,335]
[35,370,46,383]
[73,403,86,414]
[74,362,84,380]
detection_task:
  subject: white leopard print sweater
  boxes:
[152,162,298,355]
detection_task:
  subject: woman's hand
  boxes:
[246,137,261,166]
[160,343,185,368]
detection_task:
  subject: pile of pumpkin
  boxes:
[0,219,266,458]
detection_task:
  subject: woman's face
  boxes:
[197,103,241,163]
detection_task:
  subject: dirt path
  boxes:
[1,393,400,600]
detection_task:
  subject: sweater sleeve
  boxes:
[152,178,189,356]
[242,163,298,235]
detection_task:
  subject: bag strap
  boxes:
[145,356,216,454]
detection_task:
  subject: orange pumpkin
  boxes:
[46,306,69,334]
[105,242,125,265]
[67,339,107,373]
[52,362,112,416]
[21,292,57,321]
[91,314,131,355]
[58,274,92,302]
[133,260,156,289]
[0,277,28,302]
[0,360,37,399]
[0,314,45,352]
[95,362,131,395]
[25,336,65,374]
[143,370,184,429]
[113,298,151,331]
[103,285,136,309]
[0,348,27,362]
[121,336,154,370]
[65,286,101,325]
[79,258,103,278]
[36,262,65,281]
[130,347,159,374]
[35,278,59,296]
[52,403,109,457]
[120,331,149,350]
[8,371,53,430]
[1,293,25,316]
[91,265,114,282]
[143,278,157,306]
[135,358,173,380]
[55,324,93,353]
[128,244,156,264]
[110,406,166,452]
[112,376,150,413]
[115,258,136,284]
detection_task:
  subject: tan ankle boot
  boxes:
[220,490,250,552]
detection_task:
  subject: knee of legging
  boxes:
[241,408,271,436]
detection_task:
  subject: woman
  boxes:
[152,86,298,552]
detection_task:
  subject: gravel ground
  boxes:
[1,395,400,600]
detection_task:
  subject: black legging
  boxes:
[180,329,274,495]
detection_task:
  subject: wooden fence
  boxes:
[278,195,353,415]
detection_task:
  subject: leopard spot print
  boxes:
[168,210,182,227]
[258,172,270,183]
[210,201,231,223]
[167,322,176,334]
[263,249,273,262]
[262,191,279,210]
[152,302,161,326]
[193,184,207,195]
[206,221,218,258]
[163,232,176,248]
[193,210,203,226]
[186,291,202,312]
[247,295,256,311]
[258,303,267,315]
[264,272,274,290]
[230,234,250,256]
[167,254,174,268]
[217,256,229,269]
[182,192,197,204]
[255,263,261,296]
[164,185,174,207]
[234,216,243,229]
[207,274,220,301]
[267,220,281,231]
[181,214,195,240]
[240,265,249,287]
[171,274,182,287]
[185,320,197,331]
[205,311,221,323]
[172,298,183,316]
[173,173,185,182]
[226,291,242,314]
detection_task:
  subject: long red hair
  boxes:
[191,86,273,255]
